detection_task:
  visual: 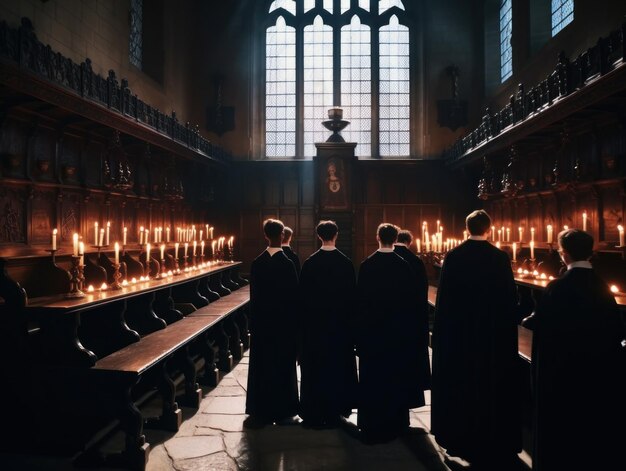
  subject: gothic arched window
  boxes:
[263,0,411,159]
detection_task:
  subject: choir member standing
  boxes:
[244,219,301,427]
[431,209,522,468]
[299,220,358,428]
[281,226,301,275]
[393,229,432,406]
[522,229,626,471]
[356,223,420,443]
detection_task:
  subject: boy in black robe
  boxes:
[244,219,301,428]
[431,209,522,468]
[522,229,625,471]
[356,223,419,443]
[393,229,431,405]
[299,220,358,428]
[281,226,301,275]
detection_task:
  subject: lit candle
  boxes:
[530,240,535,260]
[160,243,165,260]
[228,236,234,248]
[416,239,421,252]
[123,227,127,246]
[547,225,553,244]
[87,285,94,293]
[518,226,523,242]
[175,242,179,259]
[497,229,501,242]
[193,240,197,256]
[506,228,510,242]
[154,228,158,243]
[72,233,79,256]
[52,228,57,251]
[531,227,535,242]
[563,225,569,231]
[139,226,144,245]
[205,224,209,239]
[209,227,214,239]
[106,221,110,246]
[192,225,196,241]
[199,230,203,241]
[166,226,170,243]
[94,222,98,246]
[146,243,151,265]
[201,241,205,256]
[99,228,105,246]
[618,225,624,247]
[512,242,517,261]
[496,241,501,249]
[184,242,188,258]
[145,229,149,245]
[582,211,587,232]
[100,283,107,291]
[463,230,467,240]
[114,242,119,264]
[491,226,495,241]
[211,240,217,255]
[610,285,619,294]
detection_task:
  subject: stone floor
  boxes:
[1,349,532,471]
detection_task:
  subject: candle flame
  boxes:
[100,283,108,290]
[87,285,95,292]
[610,285,619,294]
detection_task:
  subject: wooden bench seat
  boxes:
[86,287,250,471]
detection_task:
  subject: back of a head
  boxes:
[377,223,399,245]
[397,229,413,245]
[263,219,284,241]
[316,220,338,241]
[282,226,293,243]
[559,229,593,261]
[466,209,491,236]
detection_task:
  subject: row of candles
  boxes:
[420,220,625,251]
[87,222,217,247]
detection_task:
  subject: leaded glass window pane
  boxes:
[500,0,513,82]
[266,17,297,157]
[380,16,410,156]
[129,0,142,69]
[341,16,371,157]
[269,0,297,15]
[379,0,405,14]
[304,16,334,157]
[551,0,574,36]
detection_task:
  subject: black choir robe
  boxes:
[299,248,358,425]
[393,244,432,402]
[522,267,626,471]
[282,245,301,275]
[245,249,300,421]
[356,250,420,441]
[431,239,522,462]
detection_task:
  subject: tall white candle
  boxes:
[497,229,502,242]
[139,226,144,245]
[73,233,79,256]
[206,224,209,239]
[530,241,535,260]
[209,227,214,239]
[518,226,523,242]
[106,221,110,246]
[123,227,127,246]
[114,242,119,264]
[94,222,98,246]
[512,242,517,261]
[146,243,151,265]
[99,228,105,246]
[79,241,85,266]
[531,227,535,242]
[175,242,179,259]
[491,226,495,241]
[166,226,170,243]
[618,225,624,247]
[211,240,217,255]
[193,240,197,256]
[199,230,203,242]
[160,243,165,260]
[52,228,57,251]
[229,236,234,248]
[416,239,421,252]
[463,230,468,240]
[184,242,188,258]
[582,211,588,232]
[506,228,510,242]
[547,225,553,244]
[201,241,205,256]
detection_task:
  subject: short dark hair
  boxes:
[397,229,413,245]
[263,219,284,240]
[282,226,293,243]
[559,229,593,261]
[316,220,338,241]
[466,210,491,236]
[377,223,399,245]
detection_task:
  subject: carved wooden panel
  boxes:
[31,189,55,245]
[0,185,26,244]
